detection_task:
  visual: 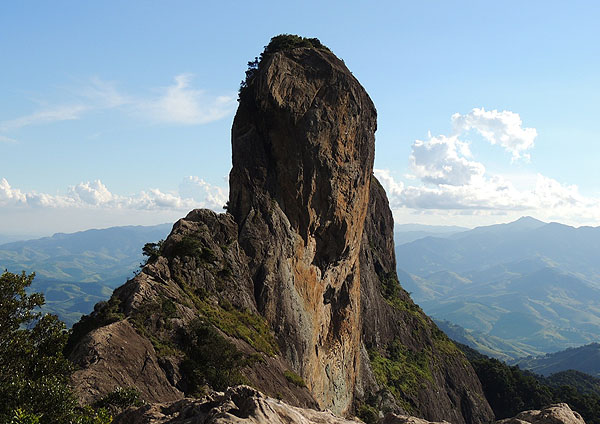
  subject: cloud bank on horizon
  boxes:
[375,108,600,226]
[1,104,597,232]
[0,176,227,212]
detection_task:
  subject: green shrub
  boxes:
[141,239,164,263]
[284,370,306,387]
[239,34,330,97]
[172,236,216,264]
[10,409,41,424]
[0,271,112,424]
[356,403,379,424]
[368,339,433,413]
[93,386,143,414]
[178,320,251,394]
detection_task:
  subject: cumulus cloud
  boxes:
[0,178,26,204]
[452,107,537,160]
[410,134,484,186]
[142,74,236,125]
[378,169,600,223]
[179,176,228,210]
[375,108,600,225]
[0,177,228,212]
[69,180,115,205]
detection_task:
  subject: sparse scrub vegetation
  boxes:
[284,370,306,387]
[178,320,256,394]
[239,34,330,98]
[93,386,143,415]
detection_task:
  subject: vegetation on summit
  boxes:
[239,34,330,98]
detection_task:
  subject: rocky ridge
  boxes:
[113,386,583,424]
[67,36,493,423]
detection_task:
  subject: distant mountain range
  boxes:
[0,223,172,326]
[435,318,544,362]
[395,216,600,356]
[512,343,600,377]
[393,223,468,245]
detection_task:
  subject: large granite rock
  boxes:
[67,37,493,423]
[114,387,585,424]
[496,403,585,424]
[114,385,361,424]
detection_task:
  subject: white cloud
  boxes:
[69,180,115,205]
[0,177,228,212]
[0,178,26,204]
[1,105,89,131]
[409,134,484,186]
[452,107,537,160]
[141,74,237,125]
[378,169,600,224]
[0,135,17,143]
[376,108,600,225]
[0,75,236,132]
[374,169,404,205]
[82,77,130,108]
[179,176,228,210]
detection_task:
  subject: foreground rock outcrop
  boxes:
[114,387,584,424]
[496,403,585,424]
[115,385,360,424]
[67,36,493,423]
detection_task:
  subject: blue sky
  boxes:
[1,1,600,237]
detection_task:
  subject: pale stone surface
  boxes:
[70,320,183,404]
[496,403,586,424]
[115,385,361,424]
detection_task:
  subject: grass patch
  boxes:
[284,370,306,387]
[377,270,428,325]
[176,278,279,356]
[198,301,278,356]
[369,339,433,413]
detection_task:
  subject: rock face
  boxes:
[67,38,493,423]
[496,403,585,424]
[230,46,376,413]
[114,387,584,424]
[114,385,361,424]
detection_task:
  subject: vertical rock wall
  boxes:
[229,47,376,413]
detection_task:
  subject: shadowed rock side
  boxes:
[67,43,493,423]
[358,178,493,423]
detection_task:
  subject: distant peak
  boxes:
[515,216,544,224]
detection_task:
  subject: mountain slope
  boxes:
[513,343,600,377]
[397,217,600,281]
[0,224,171,325]
[395,218,600,355]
